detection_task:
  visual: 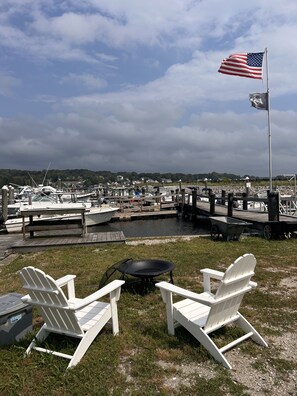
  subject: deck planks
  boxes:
[0,231,126,257]
[195,201,297,230]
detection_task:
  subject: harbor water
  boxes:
[89,216,210,238]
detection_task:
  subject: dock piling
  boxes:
[1,186,8,222]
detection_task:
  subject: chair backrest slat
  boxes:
[204,254,256,333]
[19,266,83,335]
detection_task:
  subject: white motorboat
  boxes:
[5,203,119,233]
[7,182,99,216]
[54,205,119,227]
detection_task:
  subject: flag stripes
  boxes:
[218,52,264,79]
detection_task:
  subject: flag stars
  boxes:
[247,53,264,67]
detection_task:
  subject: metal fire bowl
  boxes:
[116,259,175,279]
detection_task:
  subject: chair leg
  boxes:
[192,326,232,369]
[26,325,49,356]
[237,313,268,347]
[110,300,120,335]
[68,313,111,368]
[176,314,232,369]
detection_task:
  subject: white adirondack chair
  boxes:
[19,266,125,369]
[156,253,268,369]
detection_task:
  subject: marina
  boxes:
[0,212,208,260]
[2,180,297,260]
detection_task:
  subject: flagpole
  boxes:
[265,48,273,191]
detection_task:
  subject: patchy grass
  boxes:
[0,236,296,395]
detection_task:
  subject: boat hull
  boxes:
[5,206,119,233]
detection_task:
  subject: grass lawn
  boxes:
[0,235,296,395]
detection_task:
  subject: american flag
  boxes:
[218,52,264,79]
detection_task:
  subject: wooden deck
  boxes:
[196,200,295,221]
[0,231,125,258]
[193,201,297,234]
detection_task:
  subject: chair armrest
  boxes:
[56,274,76,287]
[155,281,215,307]
[56,274,77,299]
[200,268,224,279]
[69,280,125,310]
[200,268,224,293]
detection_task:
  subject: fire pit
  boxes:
[99,258,175,293]
[116,259,175,283]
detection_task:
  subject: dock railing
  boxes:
[179,189,297,219]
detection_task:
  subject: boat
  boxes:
[4,203,119,233]
[7,185,96,215]
[52,205,119,227]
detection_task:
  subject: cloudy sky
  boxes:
[1,1,297,177]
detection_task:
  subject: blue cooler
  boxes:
[0,292,32,346]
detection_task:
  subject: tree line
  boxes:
[0,168,279,190]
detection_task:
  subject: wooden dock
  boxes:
[0,231,125,258]
[0,207,177,260]
[113,209,178,221]
[195,200,296,224]
[191,201,297,238]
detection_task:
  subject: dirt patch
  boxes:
[126,235,206,246]
[155,333,297,395]
[159,360,216,390]
[279,276,297,290]
[228,333,297,395]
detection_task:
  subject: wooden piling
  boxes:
[209,193,216,215]
[181,189,185,212]
[227,193,233,217]
[192,188,197,213]
[242,192,248,210]
[8,186,14,204]
[221,190,226,206]
[267,191,279,221]
[1,186,8,222]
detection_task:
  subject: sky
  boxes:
[1,1,297,177]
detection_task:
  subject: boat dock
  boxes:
[182,193,297,239]
[195,200,296,224]
[0,231,125,260]
[113,209,178,221]
[0,206,178,260]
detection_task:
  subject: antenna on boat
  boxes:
[27,172,38,187]
[42,162,51,186]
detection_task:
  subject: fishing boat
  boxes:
[5,202,119,233]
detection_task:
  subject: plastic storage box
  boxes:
[0,292,32,346]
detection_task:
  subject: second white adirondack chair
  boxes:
[156,253,267,369]
[19,266,125,369]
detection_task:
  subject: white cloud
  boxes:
[60,73,107,91]
[0,71,20,96]
[0,1,297,176]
